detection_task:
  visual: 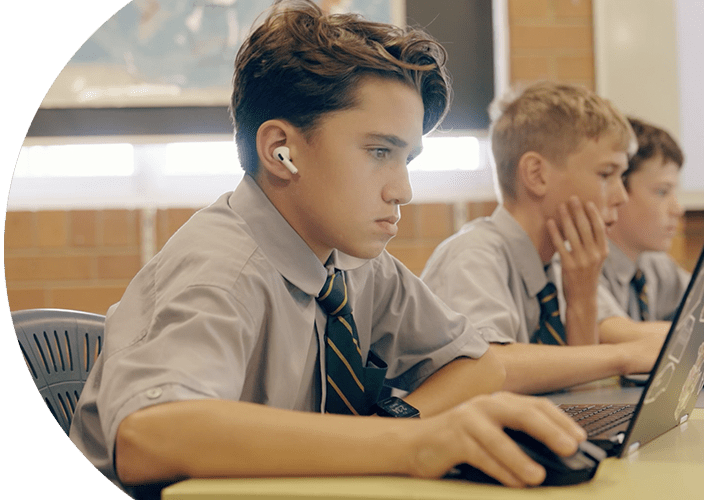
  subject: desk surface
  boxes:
[163,410,704,499]
[163,385,704,500]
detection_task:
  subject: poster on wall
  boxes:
[42,0,394,109]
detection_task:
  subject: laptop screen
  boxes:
[621,246,704,455]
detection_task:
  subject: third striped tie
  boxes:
[631,269,650,321]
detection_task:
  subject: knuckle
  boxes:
[535,397,558,412]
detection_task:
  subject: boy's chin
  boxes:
[342,242,388,260]
[640,239,673,254]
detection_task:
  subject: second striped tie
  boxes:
[531,282,566,345]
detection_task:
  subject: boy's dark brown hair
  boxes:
[623,117,684,190]
[230,0,451,175]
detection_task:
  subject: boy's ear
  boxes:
[517,151,549,198]
[256,119,298,179]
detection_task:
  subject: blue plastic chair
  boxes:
[13,308,105,435]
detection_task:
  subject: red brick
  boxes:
[102,210,140,247]
[396,204,417,240]
[417,204,454,239]
[555,0,592,19]
[556,55,594,80]
[96,254,142,280]
[510,25,592,51]
[5,255,93,282]
[4,211,34,250]
[6,288,47,311]
[385,242,439,275]
[511,56,551,81]
[49,286,127,315]
[37,211,67,248]
[509,0,550,19]
[70,210,97,247]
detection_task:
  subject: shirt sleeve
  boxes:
[97,283,260,465]
[421,241,525,345]
[366,251,489,393]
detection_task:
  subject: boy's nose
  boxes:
[611,178,629,207]
[384,164,413,205]
[670,195,684,218]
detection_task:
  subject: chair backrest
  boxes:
[13,308,105,435]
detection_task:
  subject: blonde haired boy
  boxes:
[422,81,665,394]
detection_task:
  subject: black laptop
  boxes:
[559,244,704,457]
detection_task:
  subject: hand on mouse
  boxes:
[406,392,587,487]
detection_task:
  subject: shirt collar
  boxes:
[229,175,367,296]
[491,205,549,298]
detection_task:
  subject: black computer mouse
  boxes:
[447,428,606,486]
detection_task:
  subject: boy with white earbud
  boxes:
[70,1,586,496]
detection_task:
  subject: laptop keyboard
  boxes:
[559,404,636,437]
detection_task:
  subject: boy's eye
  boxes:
[370,148,391,160]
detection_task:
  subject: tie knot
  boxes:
[317,270,352,316]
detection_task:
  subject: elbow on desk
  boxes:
[114,411,186,486]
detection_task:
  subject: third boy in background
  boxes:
[597,116,690,340]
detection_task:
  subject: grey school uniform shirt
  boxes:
[598,240,691,322]
[421,206,560,344]
[69,174,488,485]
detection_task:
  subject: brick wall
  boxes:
[4,201,503,314]
[8,201,701,315]
[5,0,703,315]
[508,0,595,89]
[5,210,142,314]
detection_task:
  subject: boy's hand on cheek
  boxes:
[547,196,608,304]
[547,197,607,345]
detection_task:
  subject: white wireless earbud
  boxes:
[273,146,298,175]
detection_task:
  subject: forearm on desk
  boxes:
[115,385,590,489]
[489,342,629,394]
[115,399,421,486]
[599,316,670,343]
[116,353,506,486]
[404,349,505,417]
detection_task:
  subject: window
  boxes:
[8,135,497,210]
[14,143,134,177]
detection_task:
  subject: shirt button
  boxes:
[145,387,163,399]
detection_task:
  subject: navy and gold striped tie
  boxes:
[532,282,566,345]
[317,270,366,415]
[631,269,649,321]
